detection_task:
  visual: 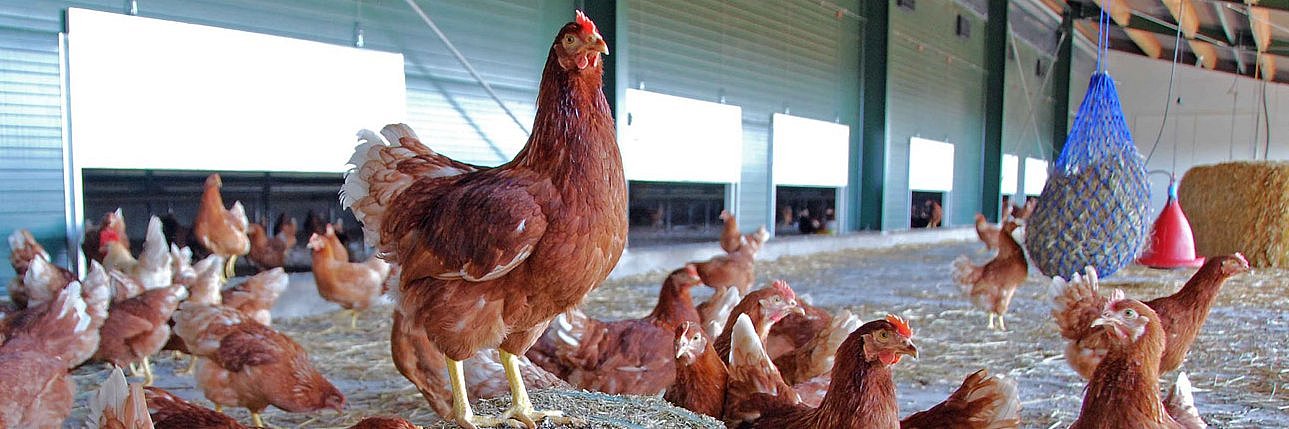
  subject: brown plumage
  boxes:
[951,221,1029,330]
[772,309,860,386]
[348,416,421,429]
[739,316,1019,429]
[89,367,154,429]
[6,252,76,311]
[0,282,96,428]
[1070,299,1182,428]
[974,213,1001,252]
[2,267,112,368]
[7,229,51,308]
[144,386,248,429]
[220,267,289,326]
[191,316,344,426]
[713,281,803,365]
[719,210,742,253]
[193,173,251,278]
[306,231,389,328]
[84,208,130,264]
[95,285,187,385]
[245,221,293,271]
[1051,253,1250,379]
[526,265,704,394]
[695,228,769,337]
[665,321,727,418]
[340,12,624,426]
[724,313,801,426]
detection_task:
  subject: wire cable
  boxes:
[1143,9,1185,167]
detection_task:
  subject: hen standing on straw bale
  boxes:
[340,11,624,428]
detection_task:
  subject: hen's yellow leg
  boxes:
[349,310,359,329]
[498,350,575,428]
[224,255,238,279]
[251,412,264,428]
[142,356,154,386]
[447,357,515,429]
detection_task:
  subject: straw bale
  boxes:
[1178,161,1289,268]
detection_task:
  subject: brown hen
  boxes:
[665,321,727,418]
[339,11,624,428]
[307,231,389,328]
[95,284,188,385]
[951,220,1029,330]
[0,282,96,428]
[194,173,250,278]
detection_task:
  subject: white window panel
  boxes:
[68,8,406,173]
[909,137,955,192]
[1025,157,1049,196]
[1001,154,1019,195]
[771,113,849,187]
[621,89,742,183]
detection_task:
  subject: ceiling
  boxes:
[1029,0,1289,83]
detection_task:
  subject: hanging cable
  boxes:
[1143,7,1185,167]
[1261,78,1271,159]
[402,0,532,136]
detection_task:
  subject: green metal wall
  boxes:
[0,0,573,287]
[1002,37,1057,188]
[885,0,987,228]
[626,0,862,231]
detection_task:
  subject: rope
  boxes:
[401,0,532,137]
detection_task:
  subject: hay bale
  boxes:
[1178,161,1289,268]
[427,389,723,429]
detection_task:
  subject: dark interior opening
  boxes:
[775,186,836,236]
[910,191,944,228]
[628,181,726,247]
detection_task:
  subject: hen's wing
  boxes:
[1049,267,1117,378]
[725,313,800,425]
[900,368,1020,429]
[89,367,153,429]
[144,386,246,429]
[778,309,860,385]
[1164,372,1207,429]
[214,323,284,371]
[698,286,741,338]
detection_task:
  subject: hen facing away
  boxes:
[525,265,705,394]
[1,264,111,368]
[339,11,624,429]
[951,220,1028,330]
[0,282,96,428]
[1051,253,1250,379]
[735,315,1020,429]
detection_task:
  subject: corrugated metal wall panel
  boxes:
[627,0,861,231]
[0,0,572,287]
[0,22,65,288]
[885,0,987,228]
[1003,38,1056,179]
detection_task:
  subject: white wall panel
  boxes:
[771,113,849,187]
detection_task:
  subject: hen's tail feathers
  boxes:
[951,255,983,287]
[136,216,173,290]
[341,124,475,251]
[173,302,244,358]
[901,369,1021,429]
[700,287,742,338]
[1165,372,1208,429]
[229,201,249,231]
[8,228,49,262]
[188,255,225,306]
[89,366,153,429]
[728,313,788,396]
[22,281,93,361]
[1048,266,1105,340]
[799,309,861,379]
[22,253,57,306]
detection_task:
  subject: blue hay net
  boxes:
[1024,71,1152,279]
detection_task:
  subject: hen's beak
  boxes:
[1091,312,1121,329]
[592,36,609,56]
[900,338,919,360]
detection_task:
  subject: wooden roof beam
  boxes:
[1259,53,1277,80]
[1250,6,1273,53]
[1212,1,1247,73]
[1093,0,1163,58]
[1188,39,1219,69]
[1160,0,1201,39]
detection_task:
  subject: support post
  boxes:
[856,0,889,230]
[1051,8,1074,156]
[981,0,1007,222]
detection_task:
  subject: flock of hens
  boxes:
[0,11,1257,429]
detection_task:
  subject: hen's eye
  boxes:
[1124,308,1137,318]
[692,334,700,341]
[563,35,576,45]
[878,331,890,340]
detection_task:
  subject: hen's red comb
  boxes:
[886,314,912,338]
[575,10,599,36]
[771,280,795,301]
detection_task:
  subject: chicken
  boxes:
[772,309,860,386]
[951,220,1028,330]
[694,230,769,336]
[974,213,1001,252]
[174,303,344,428]
[89,366,154,429]
[10,252,77,310]
[665,321,727,419]
[737,315,1020,429]
[0,282,95,428]
[164,255,224,373]
[194,173,251,278]
[1,264,111,367]
[7,228,50,307]
[349,417,422,429]
[719,210,742,253]
[324,222,350,262]
[339,11,623,428]
[245,220,293,271]
[85,208,129,264]
[525,265,704,394]
[1051,253,1249,379]
[103,216,174,291]
[713,280,804,365]
[724,313,801,425]
[765,299,832,362]
[144,386,247,429]
[1070,298,1196,428]
[307,231,389,328]
[220,267,288,326]
[159,212,197,253]
[1164,372,1207,429]
[170,245,198,288]
[94,284,188,385]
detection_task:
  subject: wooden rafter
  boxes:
[1259,53,1277,80]
[1160,0,1217,69]
[1093,0,1164,58]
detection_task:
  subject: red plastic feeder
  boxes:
[1138,179,1204,268]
